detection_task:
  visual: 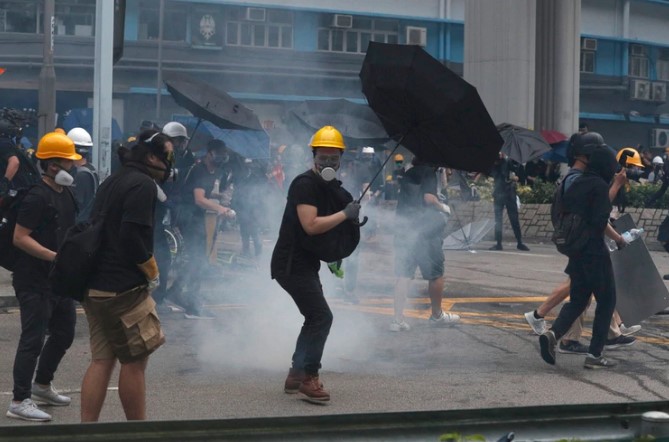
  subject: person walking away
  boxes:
[488,152,529,251]
[232,159,265,257]
[271,125,360,404]
[175,139,235,319]
[79,130,171,422]
[539,147,621,369]
[391,156,458,332]
[67,127,99,223]
[7,132,81,422]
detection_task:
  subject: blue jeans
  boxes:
[276,273,333,375]
[12,291,76,401]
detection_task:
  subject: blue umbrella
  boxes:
[542,140,568,163]
[174,115,269,160]
[62,108,123,141]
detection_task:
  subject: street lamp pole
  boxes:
[38,0,56,137]
[155,0,165,122]
[92,0,114,179]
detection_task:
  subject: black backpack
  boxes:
[291,171,360,263]
[550,179,590,256]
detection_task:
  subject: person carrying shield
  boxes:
[271,125,360,404]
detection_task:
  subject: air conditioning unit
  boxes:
[581,38,597,51]
[331,14,353,28]
[652,81,667,102]
[245,7,266,22]
[651,128,669,148]
[630,44,647,57]
[630,79,651,100]
[406,26,427,46]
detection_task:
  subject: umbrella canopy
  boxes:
[173,116,269,160]
[286,99,388,143]
[164,73,264,132]
[497,123,551,164]
[542,140,569,163]
[62,108,123,141]
[443,219,494,251]
[540,129,568,145]
[359,42,503,173]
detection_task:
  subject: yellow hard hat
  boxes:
[54,128,66,135]
[309,125,345,150]
[36,132,82,161]
[386,174,393,182]
[394,154,404,162]
[616,147,644,168]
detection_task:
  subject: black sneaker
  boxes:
[539,330,557,365]
[604,335,636,350]
[584,355,617,369]
[517,243,530,251]
[558,340,589,355]
[489,244,503,251]
[664,274,669,281]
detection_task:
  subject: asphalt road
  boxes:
[1,235,669,426]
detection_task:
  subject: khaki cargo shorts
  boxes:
[82,286,165,364]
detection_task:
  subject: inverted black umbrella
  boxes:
[497,123,551,164]
[360,42,503,175]
[164,73,264,134]
[286,99,388,142]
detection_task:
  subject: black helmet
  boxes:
[0,119,16,137]
[567,131,605,166]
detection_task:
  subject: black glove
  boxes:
[343,202,361,220]
[0,177,9,196]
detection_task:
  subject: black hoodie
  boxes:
[561,147,616,256]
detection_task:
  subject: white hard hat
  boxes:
[162,121,190,140]
[361,146,375,154]
[653,155,664,165]
[66,127,93,147]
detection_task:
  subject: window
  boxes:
[138,0,188,42]
[629,44,649,78]
[658,49,669,81]
[225,7,293,48]
[317,16,399,53]
[52,0,95,37]
[0,0,38,33]
[580,51,595,73]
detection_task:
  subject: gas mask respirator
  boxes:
[314,154,340,182]
[48,163,74,187]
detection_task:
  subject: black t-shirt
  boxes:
[0,137,39,190]
[88,166,157,293]
[271,170,326,278]
[181,162,228,225]
[562,173,611,256]
[491,158,518,197]
[13,181,77,293]
[73,163,98,222]
[396,165,437,218]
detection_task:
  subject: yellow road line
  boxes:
[361,296,549,305]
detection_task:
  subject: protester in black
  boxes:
[232,159,265,257]
[271,125,360,404]
[539,147,622,369]
[0,122,40,195]
[79,130,171,422]
[489,152,529,251]
[7,132,80,422]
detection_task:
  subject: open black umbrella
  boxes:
[164,73,264,132]
[286,99,388,143]
[497,123,551,164]
[359,42,503,173]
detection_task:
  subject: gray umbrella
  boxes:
[497,123,551,164]
[443,218,494,251]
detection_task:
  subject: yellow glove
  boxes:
[137,255,159,281]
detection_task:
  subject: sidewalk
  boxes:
[0,269,14,308]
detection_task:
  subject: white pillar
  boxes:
[534,0,580,135]
[464,0,537,128]
[93,0,114,180]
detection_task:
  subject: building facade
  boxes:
[0,0,667,150]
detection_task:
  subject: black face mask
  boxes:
[146,156,173,184]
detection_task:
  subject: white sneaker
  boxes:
[389,320,411,332]
[524,311,547,335]
[619,324,641,336]
[6,399,52,422]
[429,311,460,326]
[31,383,71,406]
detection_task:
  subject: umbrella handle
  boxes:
[353,216,368,227]
[184,118,203,152]
[356,134,406,203]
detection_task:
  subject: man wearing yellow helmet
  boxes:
[271,125,360,404]
[7,132,81,422]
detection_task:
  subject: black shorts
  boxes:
[394,233,444,280]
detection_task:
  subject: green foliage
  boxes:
[517,181,557,204]
[440,433,486,442]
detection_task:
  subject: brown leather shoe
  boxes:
[299,374,330,403]
[284,367,304,394]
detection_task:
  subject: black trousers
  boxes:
[493,192,522,244]
[551,254,616,357]
[12,291,76,401]
[276,273,333,375]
